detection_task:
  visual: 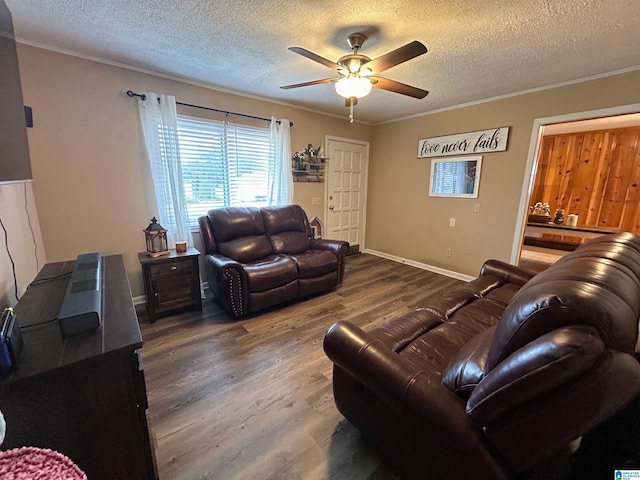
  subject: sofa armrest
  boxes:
[310,238,348,254]
[480,259,536,286]
[466,325,605,424]
[203,253,249,318]
[309,239,349,283]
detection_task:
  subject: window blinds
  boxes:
[177,116,271,225]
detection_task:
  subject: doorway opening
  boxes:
[512,104,640,271]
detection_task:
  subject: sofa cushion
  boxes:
[243,255,298,293]
[208,206,273,263]
[369,309,443,352]
[208,206,266,242]
[442,327,495,398]
[417,274,507,320]
[270,231,311,254]
[218,235,274,264]
[262,204,309,234]
[288,249,337,279]
[393,273,521,375]
[262,205,311,254]
[400,299,504,375]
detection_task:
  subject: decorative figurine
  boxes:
[553,209,565,224]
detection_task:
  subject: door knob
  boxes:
[329,205,334,210]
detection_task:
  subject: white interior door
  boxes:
[324,136,369,252]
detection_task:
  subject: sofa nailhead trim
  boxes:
[225,267,243,317]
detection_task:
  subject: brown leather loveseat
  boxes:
[199,204,348,318]
[324,232,640,479]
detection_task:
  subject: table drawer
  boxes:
[149,260,193,279]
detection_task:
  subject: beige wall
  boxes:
[15,44,372,297]
[368,70,640,276]
[7,43,640,303]
[0,182,46,306]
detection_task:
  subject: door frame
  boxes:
[324,135,370,250]
[510,102,640,264]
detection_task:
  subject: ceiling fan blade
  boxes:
[369,76,429,99]
[280,78,338,89]
[361,41,427,73]
[288,47,340,70]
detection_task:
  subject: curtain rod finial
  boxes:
[126,90,146,100]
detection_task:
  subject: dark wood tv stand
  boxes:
[0,255,158,480]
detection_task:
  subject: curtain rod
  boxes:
[126,90,293,127]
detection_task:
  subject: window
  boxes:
[177,116,272,225]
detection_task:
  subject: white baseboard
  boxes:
[363,249,475,282]
[132,295,146,306]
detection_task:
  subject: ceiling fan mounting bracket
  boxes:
[347,33,368,52]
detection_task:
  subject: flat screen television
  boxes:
[0,0,32,184]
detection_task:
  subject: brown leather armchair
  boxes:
[199,204,348,318]
[324,232,640,479]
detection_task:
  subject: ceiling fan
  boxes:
[280,33,428,121]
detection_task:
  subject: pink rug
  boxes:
[0,446,87,479]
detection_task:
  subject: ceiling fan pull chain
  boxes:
[349,98,354,123]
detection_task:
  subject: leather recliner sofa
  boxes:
[199,204,348,318]
[323,232,640,479]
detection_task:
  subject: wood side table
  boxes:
[138,247,202,322]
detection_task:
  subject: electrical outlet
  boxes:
[446,248,452,257]
[474,203,481,213]
[449,217,456,227]
[312,197,321,206]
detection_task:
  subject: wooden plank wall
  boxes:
[531,126,640,234]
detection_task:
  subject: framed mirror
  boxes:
[429,156,482,198]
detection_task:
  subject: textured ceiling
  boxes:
[6,0,640,124]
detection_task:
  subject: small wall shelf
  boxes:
[292,144,328,182]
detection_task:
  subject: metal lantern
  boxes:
[144,217,169,257]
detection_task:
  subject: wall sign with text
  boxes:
[418,127,510,158]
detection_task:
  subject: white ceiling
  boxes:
[6,0,640,124]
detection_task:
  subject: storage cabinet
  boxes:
[1,255,158,480]
[138,248,202,322]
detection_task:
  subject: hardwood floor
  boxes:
[518,246,565,273]
[139,253,462,480]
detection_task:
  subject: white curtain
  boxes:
[137,92,193,247]
[268,117,293,205]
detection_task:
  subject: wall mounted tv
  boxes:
[0,0,32,184]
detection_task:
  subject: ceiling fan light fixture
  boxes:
[348,61,360,73]
[335,75,372,99]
